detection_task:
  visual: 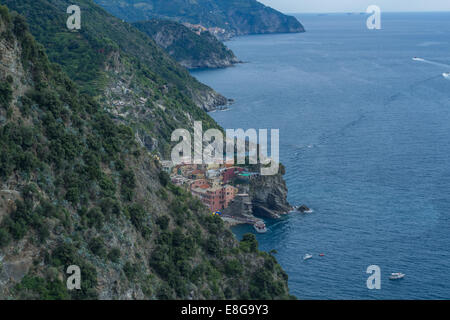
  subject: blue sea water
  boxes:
[191,13,450,299]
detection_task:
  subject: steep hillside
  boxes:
[133,20,240,69]
[3,0,227,117]
[0,6,293,300]
[95,0,305,39]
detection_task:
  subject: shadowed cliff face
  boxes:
[95,0,305,39]
[222,165,292,222]
[249,173,292,219]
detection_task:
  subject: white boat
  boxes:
[412,57,424,61]
[389,272,405,280]
[303,254,313,261]
[443,72,450,79]
[253,221,267,233]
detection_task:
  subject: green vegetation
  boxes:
[127,203,152,239]
[0,6,135,299]
[123,261,140,281]
[48,242,99,299]
[107,248,121,263]
[239,233,259,253]
[4,0,222,157]
[133,20,238,69]
[158,170,170,187]
[0,80,12,109]
[88,237,107,258]
[14,275,70,300]
[0,4,292,300]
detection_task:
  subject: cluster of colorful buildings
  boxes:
[161,161,259,212]
[182,22,227,37]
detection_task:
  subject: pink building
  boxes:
[191,185,238,212]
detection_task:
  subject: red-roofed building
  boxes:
[190,179,210,190]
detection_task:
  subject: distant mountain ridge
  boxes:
[94,0,305,39]
[133,20,240,69]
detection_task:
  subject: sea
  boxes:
[190,12,450,299]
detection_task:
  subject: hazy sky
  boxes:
[259,0,450,13]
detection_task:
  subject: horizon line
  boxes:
[284,10,450,14]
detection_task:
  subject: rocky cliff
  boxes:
[133,20,240,69]
[249,173,292,219]
[223,166,292,222]
[95,0,305,40]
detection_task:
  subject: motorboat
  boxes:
[253,221,267,233]
[389,272,405,280]
[303,254,313,261]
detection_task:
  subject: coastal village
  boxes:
[182,22,227,37]
[160,160,269,231]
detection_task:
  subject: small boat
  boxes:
[303,254,313,261]
[253,221,267,233]
[443,72,450,79]
[319,253,325,257]
[389,272,405,280]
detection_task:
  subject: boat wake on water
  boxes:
[412,57,450,67]
[412,57,450,80]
